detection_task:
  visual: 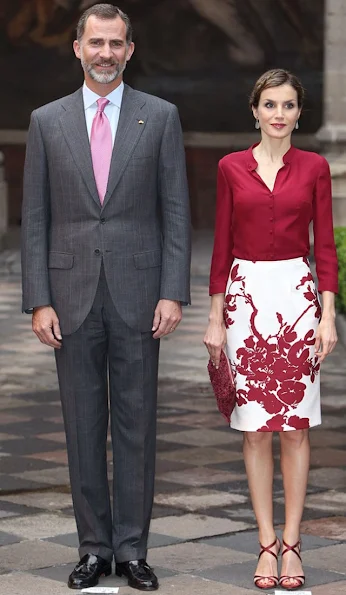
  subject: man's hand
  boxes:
[32,306,62,349]
[152,299,182,339]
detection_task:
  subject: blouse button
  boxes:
[270,218,274,222]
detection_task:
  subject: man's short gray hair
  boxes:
[76,3,132,45]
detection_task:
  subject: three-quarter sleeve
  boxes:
[313,157,339,293]
[209,161,234,295]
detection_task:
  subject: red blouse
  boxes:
[209,145,338,295]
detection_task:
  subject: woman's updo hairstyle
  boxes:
[249,69,305,109]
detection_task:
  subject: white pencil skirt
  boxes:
[224,257,322,432]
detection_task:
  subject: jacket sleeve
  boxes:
[313,157,338,294]
[209,161,234,295]
[158,104,191,304]
[21,110,52,312]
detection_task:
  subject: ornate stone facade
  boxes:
[0,152,8,249]
[1,0,345,232]
[316,0,346,228]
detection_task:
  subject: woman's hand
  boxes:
[315,316,338,362]
[203,320,227,368]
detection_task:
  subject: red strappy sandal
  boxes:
[279,539,305,591]
[254,536,281,590]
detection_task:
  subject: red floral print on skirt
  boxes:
[224,257,321,432]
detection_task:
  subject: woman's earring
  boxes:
[295,120,299,130]
[255,119,260,130]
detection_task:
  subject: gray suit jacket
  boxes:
[21,84,191,335]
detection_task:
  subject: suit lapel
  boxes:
[102,85,147,209]
[59,89,100,207]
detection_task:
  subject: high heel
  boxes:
[254,536,281,590]
[279,539,305,591]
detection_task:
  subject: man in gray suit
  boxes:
[21,4,190,591]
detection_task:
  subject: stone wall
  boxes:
[0,151,8,249]
[1,0,324,132]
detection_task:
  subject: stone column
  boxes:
[316,0,346,227]
[316,0,346,151]
[0,151,8,250]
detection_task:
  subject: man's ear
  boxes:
[73,39,81,60]
[126,41,135,62]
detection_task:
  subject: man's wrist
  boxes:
[33,304,51,313]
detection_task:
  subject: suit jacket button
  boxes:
[100,218,105,224]
[94,249,100,254]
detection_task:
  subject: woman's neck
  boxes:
[254,136,292,163]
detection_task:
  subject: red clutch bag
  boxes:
[207,351,236,423]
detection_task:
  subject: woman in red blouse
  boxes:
[204,69,338,591]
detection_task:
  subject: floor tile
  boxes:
[159,413,229,428]
[12,466,70,486]
[0,513,77,539]
[0,540,77,571]
[0,474,48,492]
[0,573,69,594]
[4,420,64,437]
[317,416,346,430]
[0,529,22,546]
[157,428,235,446]
[309,467,346,489]
[37,432,67,444]
[148,533,184,548]
[1,252,346,595]
[157,447,243,466]
[0,499,45,517]
[157,467,247,487]
[25,450,69,465]
[309,430,346,448]
[150,514,253,539]
[196,559,345,589]
[303,543,346,574]
[311,580,346,594]
[31,562,176,584]
[155,487,248,511]
[0,509,20,519]
[0,455,61,474]
[0,433,20,441]
[154,458,195,474]
[199,529,339,554]
[310,448,346,467]
[148,541,255,573]
[219,507,257,523]
[157,575,258,595]
[44,532,78,549]
[304,490,346,513]
[0,492,73,511]
[300,517,346,540]
[0,437,64,456]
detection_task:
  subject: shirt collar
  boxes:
[83,81,124,110]
[246,143,296,171]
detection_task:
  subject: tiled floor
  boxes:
[0,248,346,593]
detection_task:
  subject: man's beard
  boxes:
[81,55,127,84]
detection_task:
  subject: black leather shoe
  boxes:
[116,559,159,591]
[68,553,112,589]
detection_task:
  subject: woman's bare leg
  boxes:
[243,431,279,588]
[279,429,310,588]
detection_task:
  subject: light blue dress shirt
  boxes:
[83,81,124,147]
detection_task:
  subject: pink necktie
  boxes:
[90,98,112,204]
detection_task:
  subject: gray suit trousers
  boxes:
[55,265,159,562]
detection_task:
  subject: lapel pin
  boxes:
[138,120,144,124]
